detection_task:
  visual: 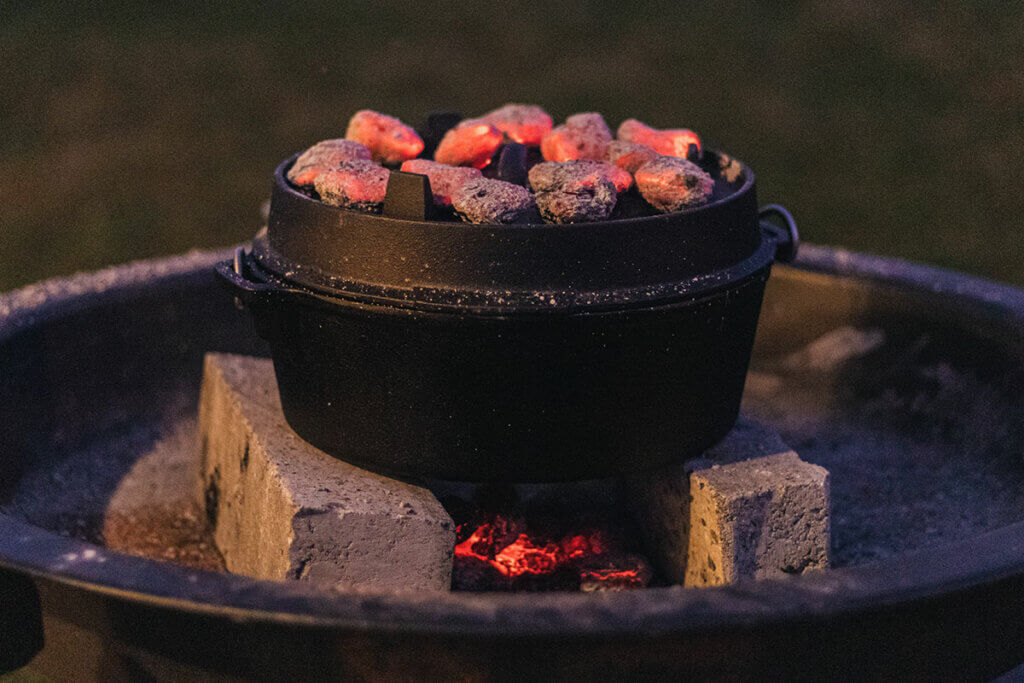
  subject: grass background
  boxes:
[1,1,1022,291]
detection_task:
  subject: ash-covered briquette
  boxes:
[530,159,632,193]
[312,160,390,212]
[528,160,621,223]
[452,177,536,224]
[634,156,714,212]
[433,118,504,169]
[617,118,701,159]
[605,140,659,175]
[345,110,424,164]
[481,104,554,146]
[540,112,613,162]
[287,139,372,187]
[717,151,743,182]
[399,159,482,207]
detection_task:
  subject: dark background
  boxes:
[2,1,1022,291]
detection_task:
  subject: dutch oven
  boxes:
[217,148,799,481]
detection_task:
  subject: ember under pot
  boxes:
[218,150,798,481]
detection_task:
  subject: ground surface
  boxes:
[2,2,1023,292]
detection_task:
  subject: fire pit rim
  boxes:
[4,244,1024,637]
[4,509,1024,635]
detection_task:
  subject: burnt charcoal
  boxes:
[452,178,535,224]
[400,159,482,207]
[617,118,701,160]
[481,104,553,146]
[578,556,654,592]
[529,159,631,193]
[287,139,371,187]
[634,156,714,212]
[345,110,424,164]
[313,160,390,212]
[605,140,658,174]
[434,119,504,169]
[450,509,655,592]
[528,160,623,223]
[540,112,613,162]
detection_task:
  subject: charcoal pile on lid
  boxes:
[286,104,721,224]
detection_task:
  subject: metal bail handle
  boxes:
[759,204,799,263]
[216,246,278,310]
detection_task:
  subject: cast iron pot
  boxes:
[217,151,798,481]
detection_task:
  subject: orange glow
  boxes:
[345,110,424,164]
[481,104,554,145]
[312,161,389,208]
[606,140,658,175]
[541,125,609,162]
[601,163,633,192]
[453,514,649,590]
[492,534,564,576]
[400,159,482,206]
[434,120,504,169]
[617,118,701,158]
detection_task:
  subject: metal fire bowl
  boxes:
[3,245,1024,679]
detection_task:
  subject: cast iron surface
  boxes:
[3,246,1024,680]
[255,150,760,308]
[223,151,787,481]
[221,239,774,481]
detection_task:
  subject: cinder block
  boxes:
[198,353,455,591]
[629,417,829,587]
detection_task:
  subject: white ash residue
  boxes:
[0,248,231,331]
[745,328,1024,567]
[783,326,887,371]
[452,178,536,224]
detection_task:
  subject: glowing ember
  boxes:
[312,160,389,212]
[434,119,504,169]
[452,514,652,591]
[540,112,613,162]
[579,563,652,592]
[481,104,554,146]
[287,139,371,187]
[345,110,424,164]
[634,156,714,213]
[400,159,482,207]
[617,118,701,159]
[605,140,659,175]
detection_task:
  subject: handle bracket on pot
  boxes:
[759,204,799,263]
[217,247,342,314]
[216,247,279,310]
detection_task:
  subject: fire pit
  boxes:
[4,244,1024,679]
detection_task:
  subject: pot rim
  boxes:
[240,232,778,316]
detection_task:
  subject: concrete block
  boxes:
[629,417,829,587]
[198,353,455,592]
